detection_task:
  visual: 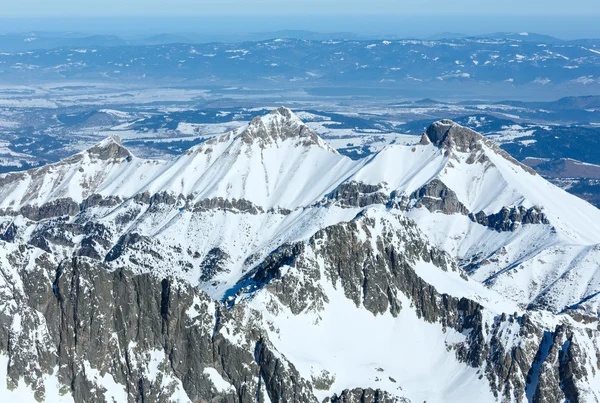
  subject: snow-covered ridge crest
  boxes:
[139,106,358,210]
[0,136,167,210]
[0,107,350,212]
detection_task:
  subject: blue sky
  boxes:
[1,1,599,38]
[4,0,599,17]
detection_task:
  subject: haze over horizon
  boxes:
[1,15,600,40]
[4,0,600,17]
[2,0,600,39]
[3,0,600,402]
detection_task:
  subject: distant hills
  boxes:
[2,36,600,94]
[497,95,600,110]
[1,30,595,52]
[0,30,362,52]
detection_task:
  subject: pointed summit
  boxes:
[271,106,302,122]
[86,135,132,161]
[141,107,354,210]
[424,119,483,153]
[423,119,537,174]
[237,106,336,152]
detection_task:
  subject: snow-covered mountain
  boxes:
[1,107,600,402]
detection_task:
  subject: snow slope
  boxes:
[143,108,363,210]
[351,123,600,244]
[3,110,600,313]
[344,120,600,311]
[2,109,600,402]
[0,108,363,212]
[0,136,168,210]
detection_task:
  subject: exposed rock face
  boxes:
[2,193,272,223]
[105,232,153,263]
[325,388,409,403]
[0,242,325,403]
[0,204,596,403]
[0,136,142,216]
[469,206,550,232]
[235,212,600,403]
[425,119,537,175]
[134,190,182,207]
[426,119,483,153]
[86,136,132,161]
[239,107,332,151]
[324,177,548,235]
[0,221,18,242]
[81,194,123,210]
[20,198,81,221]
[200,248,231,282]
[255,338,318,403]
[76,222,113,259]
[192,197,265,215]
[528,324,599,403]
[130,192,267,215]
[238,242,328,316]
[325,181,389,208]
[404,178,469,215]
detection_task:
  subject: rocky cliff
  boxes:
[1,109,600,402]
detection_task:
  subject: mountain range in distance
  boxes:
[0,30,594,52]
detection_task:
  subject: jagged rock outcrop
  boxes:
[20,198,81,221]
[255,338,318,403]
[403,179,469,215]
[423,119,537,175]
[0,242,322,403]
[133,191,182,207]
[235,212,599,402]
[235,242,327,316]
[86,136,132,161]
[81,193,123,210]
[76,222,114,259]
[529,324,596,403]
[469,206,550,232]
[325,182,389,208]
[200,248,231,282]
[324,388,409,403]
[239,107,331,150]
[0,136,145,216]
[425,119,484,153]
[192,197,265,215]
[105,232,154,263]
[0,221,18,242]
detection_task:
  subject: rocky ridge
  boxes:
[0,109,599,402]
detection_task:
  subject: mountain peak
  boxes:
[246,106,303,130]
[422,119,537,175]
[237,106,336,152]
[85,135,132,161]
[422,119,483,153]
[271,106,299,121]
